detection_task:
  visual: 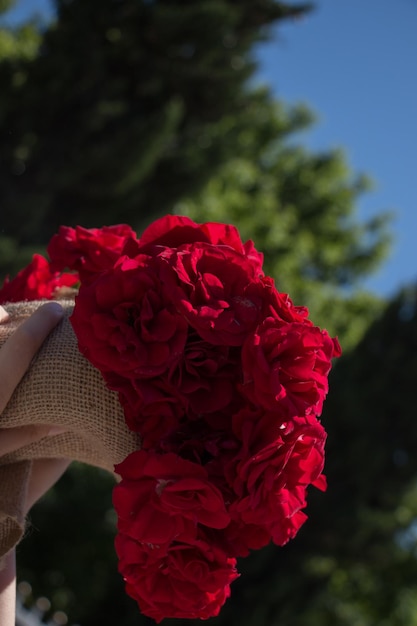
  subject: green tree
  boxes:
[0,0,390,352]
[0,0,43,275]
[0,0,310,267]
[174,90,391,348]
[0,0,15,16]
[0,1,400,625]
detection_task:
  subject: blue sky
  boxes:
[2,0,416,299]
[255,0,417,297]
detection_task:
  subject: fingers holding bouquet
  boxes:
[0,302,67,471]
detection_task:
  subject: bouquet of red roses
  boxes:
[0,215,340,622]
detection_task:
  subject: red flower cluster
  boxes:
[0,216,341,622]
[0,253,79,303]
[47,224,136,284]
[0,223,136,303]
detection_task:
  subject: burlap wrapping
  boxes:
[0,300,141,560]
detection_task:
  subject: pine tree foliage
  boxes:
[0,0,310,251]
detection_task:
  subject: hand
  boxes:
[0,302,66,459]
[0,302,70,626]
[0,301,71,511]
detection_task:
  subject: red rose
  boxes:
[241,316,340,417]
[167,329,242,418]
[112,374,184,448]
[0,254,79,303]
[165,243,266,346]
[129,214,264,274]
[220,519,272,556]
[70,254,188,380]
[115,533,238,622]
[158,419,240,484]
[47,223,137,283]
[230,408,326,545]
[260,276,311,324]
[113,450,230,548]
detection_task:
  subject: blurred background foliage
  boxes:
[0,0,413,625]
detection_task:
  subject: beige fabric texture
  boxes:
[0,300,141,560]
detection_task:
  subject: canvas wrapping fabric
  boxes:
[0,300,141,561]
